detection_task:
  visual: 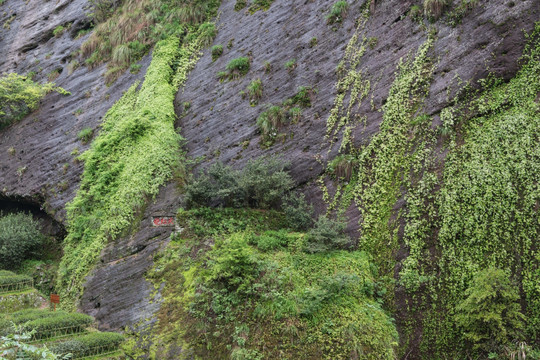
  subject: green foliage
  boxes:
[185,157,294,209]
[246,78,263,105]
[327,154,358,181]
[256,105,286,143]
[87,0,120,23]
[211,44,223,61]
[0,213,44,270]
[409,5,423,22]
[219,57,250,81]
[0,274,32,286]
[198,22,217,47]
[284,58,296,71]
[234,0,247,11]
[49,332,124,357]
[0,73,67,129]
[0,289,43,313]
[263,61,271,73]
[57,32,208,309]
[76,128,93,144]
[81,0,220,83]
[455,268,525,354]
[447,0,478,26]
[52,25,65,37]
[282,192,314,231]
[0,327,61,359]
[303,216,350,253]
[207,233,259,294]
[326,1,349,24]
[249,0,274,13]
[256,86,314,145]
[145,208,398,359]
[423,0,447,19]
[254,230,295,252]
[21,313,93,340]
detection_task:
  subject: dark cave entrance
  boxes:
[0,195,65,240]
[0,194,65,293]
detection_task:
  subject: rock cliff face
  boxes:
[1,0,539,357]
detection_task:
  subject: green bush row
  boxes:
[9,309,68,325]
[49,332,124,358]
[0,270,15,276]
[0,274,33,286]
[22,313,93,339]
[0,310,70,335]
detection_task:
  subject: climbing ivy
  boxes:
[0,73,69,129]
[399,23,540,358]
[57,30,207,309]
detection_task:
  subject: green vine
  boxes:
[57,32,206,309]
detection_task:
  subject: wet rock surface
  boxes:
[1,0,539,354]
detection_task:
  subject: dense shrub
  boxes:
[238,157,294,208]
[208,233,259,294]
[0,213,44,269]
[10,309,67,324]
[185,157,294,209]
[455,268,525,353]
[22,313,93,340]
[49,332,124,357]
[303,216,350,253]
[0,310,68,336]
[282,192,313,231]
[255,230,293,252]
[0,274,32,288]
[0,73,68,129]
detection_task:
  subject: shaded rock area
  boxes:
[80,183,181,331]
[0,0,539,357]
[0,0,150,222]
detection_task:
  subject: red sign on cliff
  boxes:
[152,216,175,227]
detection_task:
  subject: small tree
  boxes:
[455,267,526,354]
[303,216,350,253]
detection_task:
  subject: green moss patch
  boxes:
[138,208,398,359]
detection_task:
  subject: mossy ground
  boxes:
[132,208,397,359]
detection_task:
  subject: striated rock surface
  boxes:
[1,0,539,356]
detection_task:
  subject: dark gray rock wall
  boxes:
[0,0,150,221]
[1,0,539,353]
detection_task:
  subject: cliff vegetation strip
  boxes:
[57,33,205,309]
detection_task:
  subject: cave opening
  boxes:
[0,194,65,294]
